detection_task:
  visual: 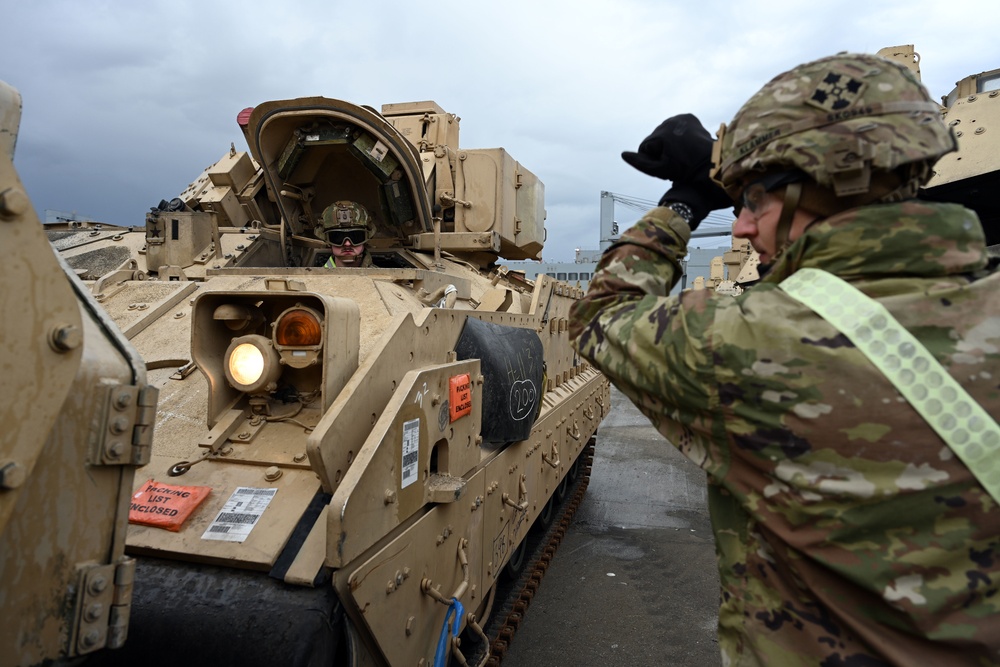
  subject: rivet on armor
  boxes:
[0,461,27,490]
[264,466,282,482]
[50,324,82,352]
[0,187,29,219]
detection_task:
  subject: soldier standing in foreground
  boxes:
[569,52,1000,665]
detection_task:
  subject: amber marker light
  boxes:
[274,307,323,347]
[224,334,281,394]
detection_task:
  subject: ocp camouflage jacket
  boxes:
[569,200,1000,666]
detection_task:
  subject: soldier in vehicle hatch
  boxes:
[570,52,1000,666]
[317,200,375,268]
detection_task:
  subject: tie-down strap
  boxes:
[780,267,1000,503]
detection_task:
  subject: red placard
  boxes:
[449,373,472,422]
[129,479,211,532]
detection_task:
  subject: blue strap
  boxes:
[434,598,464,667]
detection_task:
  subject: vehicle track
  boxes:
[463,436,595,666]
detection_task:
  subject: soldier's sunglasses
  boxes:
[327,229,368,247]
[737,171,804,215]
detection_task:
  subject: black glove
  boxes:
[622,114,732,228]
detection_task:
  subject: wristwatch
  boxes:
[663,201,694,225]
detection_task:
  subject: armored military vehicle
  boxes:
[908,49,1000,250]
[45,95,608,666]
[0,81,156,666]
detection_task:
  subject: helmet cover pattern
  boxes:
[315,201,375,241]
[712,53,956,198]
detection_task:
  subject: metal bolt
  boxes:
[107,442,124,459]
[0,187,29,219]
[384,489,396,505]
[395,571,403,586]
[110,416,130,435]
[114,391,132,410]
[88,575,108,596]
[50,324,82,352]
[293,453,306,463]
[264,466,282,482]
[84,602,104,622]
[406,616,415,637]
[81,630,101,649]
[0,461,27,490]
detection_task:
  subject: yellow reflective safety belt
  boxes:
[781,267,1000,503]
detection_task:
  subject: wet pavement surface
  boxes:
[504,387,722,666]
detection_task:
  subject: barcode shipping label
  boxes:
[201,487,278,543]
[401,418,419,489]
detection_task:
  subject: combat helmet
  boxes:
[711,52,956,208]
[315,200,376,246]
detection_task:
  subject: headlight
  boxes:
[224,334,281,394]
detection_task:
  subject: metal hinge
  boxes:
[92,384,159,466]
[72,557,136,655]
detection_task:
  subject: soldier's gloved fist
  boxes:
[622,113,733,229]
[621,114,715,182]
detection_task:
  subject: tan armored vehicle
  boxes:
[0,81,156,666]
[44,95,608,666]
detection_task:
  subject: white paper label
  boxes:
[401,418,420,488]
[202,487,277,543]
[370,140,388,163]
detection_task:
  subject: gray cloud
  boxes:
[5,0,999,259]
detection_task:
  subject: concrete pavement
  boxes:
[503,387,722,666]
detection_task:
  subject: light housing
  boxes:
[274,307,323,347]
[224,334,281,394]
[273,305,324,369]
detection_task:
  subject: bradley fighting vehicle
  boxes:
[0,83,156,665]
[25,93,609,665]
[699,44,1000,295]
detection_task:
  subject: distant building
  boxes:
[505,191,734,295]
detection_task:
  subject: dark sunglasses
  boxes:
[327,229,368,247]
[737,171,805,215]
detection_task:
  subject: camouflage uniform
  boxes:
[571,53,1000,667]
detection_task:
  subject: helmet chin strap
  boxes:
[774,182,803,257]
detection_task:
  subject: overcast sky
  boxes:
[4,0,999,261]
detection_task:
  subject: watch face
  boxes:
[668,202,693,223]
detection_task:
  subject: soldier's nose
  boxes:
[732,209,757,239]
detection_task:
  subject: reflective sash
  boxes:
[780,267,1000,503]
